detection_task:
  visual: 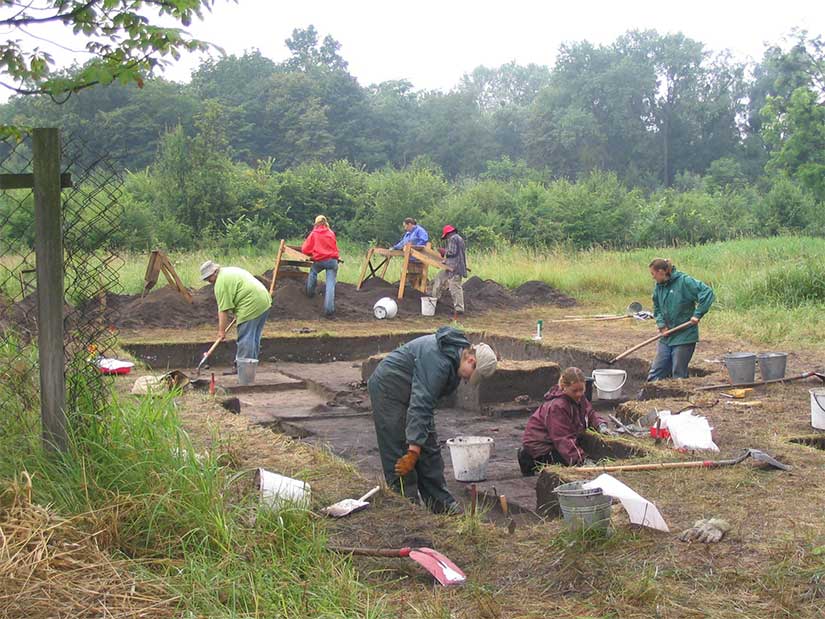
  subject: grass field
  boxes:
[115,236,825,349]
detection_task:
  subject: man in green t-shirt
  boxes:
[200,261,272,362]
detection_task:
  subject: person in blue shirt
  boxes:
[393,218,429,251]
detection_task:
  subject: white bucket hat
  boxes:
[469,343,497,385]
[200,260,220,281]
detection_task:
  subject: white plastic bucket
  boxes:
[237,358,259,385]
[811,388,825,430]
[373,297,398,319]
[421,296,438,316]
[592,369,627,400]
[446,436,494,482]
[256,468,311,509]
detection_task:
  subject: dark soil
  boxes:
[8,273,576,331]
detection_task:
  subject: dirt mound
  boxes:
[9,271,576,332]
[514,280,577,307]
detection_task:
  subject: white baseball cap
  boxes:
[469,343,497,385]
[200,260,220,281]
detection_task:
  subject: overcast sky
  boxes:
[157,0,824,90]
[8,0,825,94]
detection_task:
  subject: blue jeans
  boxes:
[306,259,338,315]
[647,340,696,381]
[235,309,269,362]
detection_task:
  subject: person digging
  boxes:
[518,367,615,475]
[646,258,715,382]
[431,225,467,321]
[368,327,497,514]
[200,260,272,368]
[301,215,340,317]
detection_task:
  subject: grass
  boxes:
[109,236,825,349]
[0,358,387,618]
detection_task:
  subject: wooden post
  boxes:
[398,245,412,300]
[32,128,66,452]
[356,247,374,290]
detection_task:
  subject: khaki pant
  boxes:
[432,271,464,313]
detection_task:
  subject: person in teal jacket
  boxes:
[647,258,715,381]
[368,327,497,513]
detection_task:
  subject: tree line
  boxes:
[0,26,823,251]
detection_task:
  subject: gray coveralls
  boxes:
[368,327,468,513]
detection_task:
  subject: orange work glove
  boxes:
[394,449,420,476]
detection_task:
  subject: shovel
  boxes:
[196,318,236,376]
[329,546,466,586]
[696,370,825,391]
[576,448,790,473]
[322,486,380,518]
[608,320,693,364]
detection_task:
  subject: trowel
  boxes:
[322,486,380,518]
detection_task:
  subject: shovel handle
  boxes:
[200,318,237,365]
[577,460,715,473]
[329,546,411,558]
[609,321,693,364]
[357,486,381,502]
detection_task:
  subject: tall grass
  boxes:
[0,387,385,617]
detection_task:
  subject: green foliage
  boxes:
[0,1,219,98]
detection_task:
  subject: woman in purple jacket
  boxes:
[518,367,610,475]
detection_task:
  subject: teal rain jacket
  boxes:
[371,326,469,446]
[652,269,715,346]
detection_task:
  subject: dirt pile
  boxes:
[7,272,576,331]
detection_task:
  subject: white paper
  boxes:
[583,473,669,532]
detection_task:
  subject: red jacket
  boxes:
[521,385,606,465]
[301,225,339,262]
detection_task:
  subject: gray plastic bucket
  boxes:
[237,358,259,385]
[553,481,612,532]
[724,353,756,385]
[758,352,787,381]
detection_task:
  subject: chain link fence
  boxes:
[0,129,123,439]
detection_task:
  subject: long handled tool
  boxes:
[196,317,236,376]
[608,320,693,365]
[329,546,466,586]
[696,370,825,391]
[575,448,790,473]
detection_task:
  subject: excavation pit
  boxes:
[124,332,659,517]
[788,435,825,450]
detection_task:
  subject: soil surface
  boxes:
[46,274,576,331]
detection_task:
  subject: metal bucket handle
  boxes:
[813,391,825,413]
[593,372,627,393]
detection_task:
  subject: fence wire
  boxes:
[0,129,124,438]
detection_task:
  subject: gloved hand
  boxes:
[582,458,596,466]
[678,518,731,543]
[394,449,420,476]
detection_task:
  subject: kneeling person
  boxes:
[368,327,497,514]
[518,367,609,475]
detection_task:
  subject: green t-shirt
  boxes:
[213,267,272,324]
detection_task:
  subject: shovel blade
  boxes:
[409,548,466,586]
[747,449,791,471]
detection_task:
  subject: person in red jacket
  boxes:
[301,215,340,316]
[518,367,611,475]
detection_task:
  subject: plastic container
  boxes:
[758,352,787,381]
[98,358,134,375]
[626,301,643,314]
[445,436,494,481]
[592,369,627,400]
[237,358,259,385]
[421,296,438,316]
[373,297,398,319]
[553,481,613,533]
[256,468,311,509]
[811,388,825,430]
[724,353,756,385]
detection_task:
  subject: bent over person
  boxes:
[200,261,272,363]
[301,215,340,317]
[518,367,610,475]
[368,327,497,513]
[647,258,715,381]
